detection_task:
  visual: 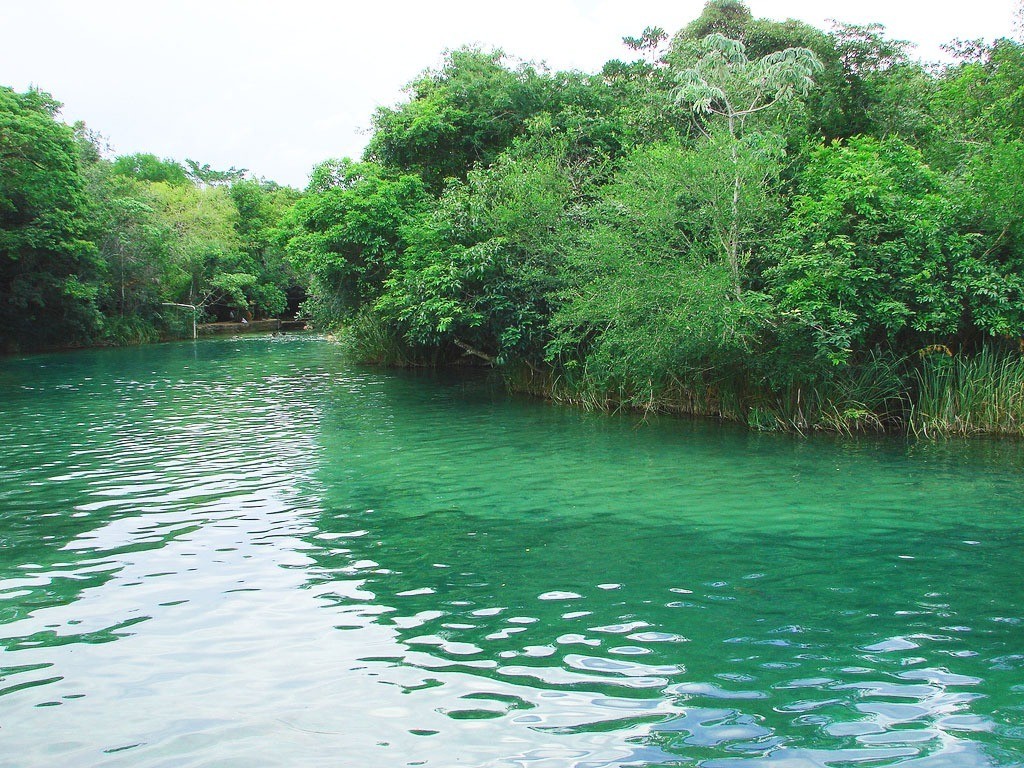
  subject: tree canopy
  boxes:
[5,0,1024,434]
[0,87,101,351]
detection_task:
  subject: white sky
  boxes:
[1,0,1018,188]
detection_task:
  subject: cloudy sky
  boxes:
[1,0,1018,187]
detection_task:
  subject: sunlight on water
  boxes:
[1,335,1022,767]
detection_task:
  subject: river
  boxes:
[1,334,1022,767]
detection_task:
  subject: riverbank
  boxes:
[500,348,1024,439]
[198,319,308,336]
[322,324,1024,438]
[1,320,312,357]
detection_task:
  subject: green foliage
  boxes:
[77,136,302,336]
[750,351,908,433]
[911,346,1024,436]
[667,6,929,143]
[85,168,174,322]
[673,34,822,121]
[150,181,243,311]
[0,87,102,351]
[298,10,1024,436]
[824,23,929,141]
[285,162,428,329]
[672,34,820,294]
[111,153,190,185]
[100,313,161,346]
[950,139,1024,339]
[375,133,580,364]
[365,48,552,192]
[680,1,753,42]
[928,38,1024,170]
[669,2,833,69]
[769,137,1024,368]
[334,307,417,366]
[548,140,774,408]
[623,26,668,55]
[184,159,247,187]
[227,179,300,318]
[7,3,1024,438]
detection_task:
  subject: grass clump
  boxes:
[910,346,1024,436]
[333,309,417,367]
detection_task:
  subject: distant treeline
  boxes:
[4,0,1024,434]
[0,94,302,350]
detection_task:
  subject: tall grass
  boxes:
[533,361,750,422]
[750,352,908,434]
[513,349,909,434]
[372,333,1024,438]
[101,315,160,346]
[509,348,1024,438]
[910,346,1024,436]
[334,309,416,366]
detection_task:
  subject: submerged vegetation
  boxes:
[4,0,1024,435]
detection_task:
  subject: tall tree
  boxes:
[150,182,250,316]
[365,47,552,192]
[184,159,247,188]
[111,153,190,186]
[673,33,821,295]
[285,161,428,327]
[227,179,300,319]
[0,87,101,351]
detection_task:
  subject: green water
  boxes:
[1,335,1022,767]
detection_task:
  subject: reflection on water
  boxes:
[0,334,1022,767]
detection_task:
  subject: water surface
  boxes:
[1,335,1022,767]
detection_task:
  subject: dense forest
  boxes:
[4,0,1024,435]
[0,92,302,349]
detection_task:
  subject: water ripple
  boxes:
[0,335,1022,767]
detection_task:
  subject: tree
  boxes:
[824,22,924,140]
[954,139,1024,341]
[284,161,428,328]
[365,47,553,192]
[227,178,300,319]
[0,87,102,351]
[549,141,773,399]
[680,0,752,41]
[184,158,247,188]
[673,33,821,295]
[150,182,250,317]
[623,26,668,63]
[375,129,580,366]
[768,137,978,365]
[86,167,174,336]
[929,37,1024,169]
[670,1,831,61]
[111,153,190,185]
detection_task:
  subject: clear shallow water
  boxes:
[1,335,1022,768]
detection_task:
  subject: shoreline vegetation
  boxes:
[4,1,1024,436]
[501,346,1024,437]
